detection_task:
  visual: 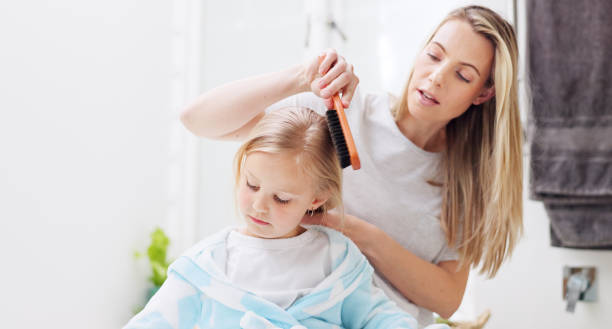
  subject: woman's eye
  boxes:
[457,72,470,83]
[427,53,440,61]
[273,195,290,204]
[246,181,259,191]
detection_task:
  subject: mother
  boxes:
[181,5,522,327]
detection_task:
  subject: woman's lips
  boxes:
[249,215,270,225]
[418,89,440,105]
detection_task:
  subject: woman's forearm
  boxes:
[180,64,308,138]
[345,218,469,319]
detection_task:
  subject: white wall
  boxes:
[0,1,173,327]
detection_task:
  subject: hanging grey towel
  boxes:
[528,0,612,248]
[546,204,612,249]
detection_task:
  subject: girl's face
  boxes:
[407,19,495,124]
[237,151,327,239]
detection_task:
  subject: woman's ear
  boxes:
[473,85,495,105]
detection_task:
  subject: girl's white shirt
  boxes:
[225,227,332,309]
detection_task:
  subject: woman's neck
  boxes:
[396,112,447,153]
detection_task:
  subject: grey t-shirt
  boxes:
[267,88,459,328]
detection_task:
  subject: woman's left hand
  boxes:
[301,210,358,236]
[301,210,379,258]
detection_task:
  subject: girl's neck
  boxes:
[240,225,307,239]
[396,112,447,153]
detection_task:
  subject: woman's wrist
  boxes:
[274,64,308,97]
[297,65,316,95]
[294,55,322,94]
[344,215,381,258]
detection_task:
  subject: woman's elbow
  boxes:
[180,106,209,138]
[179,107,194,130]
[436,295,462,319]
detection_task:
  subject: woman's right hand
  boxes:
[180,49,358,139]
[301,49,359,109]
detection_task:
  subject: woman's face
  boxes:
[407,19,495,124]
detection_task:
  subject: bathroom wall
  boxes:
[0,1,173,327]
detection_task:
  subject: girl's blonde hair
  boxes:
[393,6,523,277]
[234,107,343,215]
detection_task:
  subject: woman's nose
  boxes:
[429,63,448,87]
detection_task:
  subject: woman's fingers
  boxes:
[301,213,324,226]
[315,50,358,107]
[321,70,352,99]
[323,98,334,109]
[319,56,347,91]
[318,49,339,75]
[341,69,359,107]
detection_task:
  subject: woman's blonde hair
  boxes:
[234,107,343,215]
[393,6,523,277]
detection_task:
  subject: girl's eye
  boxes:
[273,195,290,204]
[246,180,259,191]
[456,72,470,83]
[427,53,440,61]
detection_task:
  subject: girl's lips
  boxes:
[418,89,440,105]
[249,215,270,225]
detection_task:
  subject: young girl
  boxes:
[124,107,446,329]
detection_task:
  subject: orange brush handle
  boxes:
[332,95,361,170]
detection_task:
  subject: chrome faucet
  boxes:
[563,266,597,313]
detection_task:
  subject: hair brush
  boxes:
[326,94,361,170]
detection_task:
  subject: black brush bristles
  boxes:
[326,109,351,168]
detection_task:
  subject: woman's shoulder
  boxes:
[362,89,397,103]
[351,89,397,119]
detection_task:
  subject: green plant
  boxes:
[147,227,171,287]
[134,227,172,302]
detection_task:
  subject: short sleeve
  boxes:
[434,241,459,264]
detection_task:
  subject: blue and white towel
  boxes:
[124,226,449,329]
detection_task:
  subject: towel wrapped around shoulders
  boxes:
[123,226,449,329]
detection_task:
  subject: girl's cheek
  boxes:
[237,186,251,209]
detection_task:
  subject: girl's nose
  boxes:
[252,194,268,213]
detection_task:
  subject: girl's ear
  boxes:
[310,192,330,210]
[473,85,495,105]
